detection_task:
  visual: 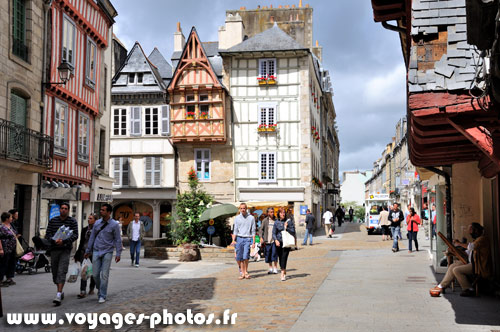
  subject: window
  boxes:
[145,107,159,135]
[85,37,97,88]
[54,100,68,156]
[10,91,27,127]
[259,58,276,78]
[113,108,127,135]
[128,73,135,84]
[62,15,75,66]
[194,149,210,181]
[186,105,195,119]
[137,73,143,84]
[113,157,129,187]
[199,95,209,102]
[186,95,195,102]
[258,104,276,126]
[199,105,209,119]
[130,107,141,136]
[77,112,90,163]
[12,0,28,61]
[98,128,105,169]
[145,156,161,187]
[259,152,277,183]
[161,105,170,135]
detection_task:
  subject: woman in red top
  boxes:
[406,208,421,253]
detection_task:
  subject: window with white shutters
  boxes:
[145,107,159,135]
[113,157,129,187]
[258,58,276,78]
[77,112,89,163]
[54,100,68,156]
[161,105,170,135]
[113,108,127,136]
[258,104,276,126]
[259,152,277,183]
[145,156,161,187]
[194,149,210,181]
[130,107,141,136]
[62,15,75,66]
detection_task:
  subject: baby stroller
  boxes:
[15,237,51,274]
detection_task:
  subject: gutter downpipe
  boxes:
[425,166,452,241]
[382,21,407,34]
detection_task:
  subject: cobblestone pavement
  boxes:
[2,222,499,332]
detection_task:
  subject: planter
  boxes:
[267,79,277,85]
[186,116,195,120]
[179,243,201,261]
[258,80,267,85]
[266,126,277,132]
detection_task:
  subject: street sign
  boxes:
[207,226,215,235]
[300,205,308,215]
[209,219,214,225]
[49,204,60,220]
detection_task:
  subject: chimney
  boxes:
[299,0,303,7]
[218,13,244,50]
[174,22,185,52]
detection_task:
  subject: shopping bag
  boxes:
[80,258,92,281]
[281,230,295,248]
[67,262,80,283]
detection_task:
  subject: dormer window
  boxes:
[259,58,276,78]
[127,73,144,85]
[186,95,195,102]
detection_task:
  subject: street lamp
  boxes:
[43,61,73,86]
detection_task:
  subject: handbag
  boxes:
[6,226,23,257]
[281,230,295,248]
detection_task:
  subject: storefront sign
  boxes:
[49,204,60,220]
[300,205,308,215]
[96,193,113,202]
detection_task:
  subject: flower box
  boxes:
[267,79,277,85]
[267,124,277,132]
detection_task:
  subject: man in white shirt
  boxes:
[322,209,334,238]
[127,213,145,267]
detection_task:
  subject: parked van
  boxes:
[365,194,391,234]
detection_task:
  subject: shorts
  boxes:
[235,237,252,261]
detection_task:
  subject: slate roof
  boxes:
[171,41,223,78]
[112,42,166,94]
[409,0,479,92]
[221,23,308,53]
[148,48,172,86]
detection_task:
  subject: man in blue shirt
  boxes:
[85,203,122,303]
[231,203,255,279]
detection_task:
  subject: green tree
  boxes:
[173,168,214,244]
[342,201,365,222]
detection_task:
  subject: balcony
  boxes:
[0,119,53,168]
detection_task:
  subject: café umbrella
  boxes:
[199,204,239,222]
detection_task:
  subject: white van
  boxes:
[365,194,391,235]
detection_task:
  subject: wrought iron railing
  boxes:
[0,119,53,168]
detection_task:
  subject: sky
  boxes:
[112,0,407,176]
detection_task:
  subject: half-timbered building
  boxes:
[110,42,175,239]
[168,25,234,202]
[40,0,116,233]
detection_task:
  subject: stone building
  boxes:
[0,0,52,240]
[110,42,175,238]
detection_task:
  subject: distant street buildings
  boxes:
[340,170,372,206]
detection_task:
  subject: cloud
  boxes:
[364,64,406,108]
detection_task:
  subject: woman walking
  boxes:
[75,214,97,298]
[272,207,295,281]
[259,207,278,274]
[0,212,18,286]
[378,206,391,241]
[406,208,421,253]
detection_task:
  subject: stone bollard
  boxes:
[178,243,201,261]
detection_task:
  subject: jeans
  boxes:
[408,231,418,251]
[391,226,400,250]
[130,240,141,264]
[92,252,113,299]
[264,243,277,263]
[235,237,252,261]
[302,228,313,245]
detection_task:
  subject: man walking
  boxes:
[335,206,344,227]
[127,212,145,267]
[302,209,315,245]
[231,203,255,280]
[85,204,122,303]
[45,202,78,306]
[388,203,404,252]
[322,209,333,238]
[348,207,354,222]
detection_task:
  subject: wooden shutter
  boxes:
[161,105,169,135]
[130,107,141,136]
[154,157,161,186]
[145,157,152,186]
[113,157,121,186]
[10,92,26,126]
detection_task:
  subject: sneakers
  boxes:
[134,264,139,267]
[131,261,134,266]
[268,269,273,274]
[53,292,64,306]
[392,248,397,253]
[272,268,278,274]
[98,297,106,304]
